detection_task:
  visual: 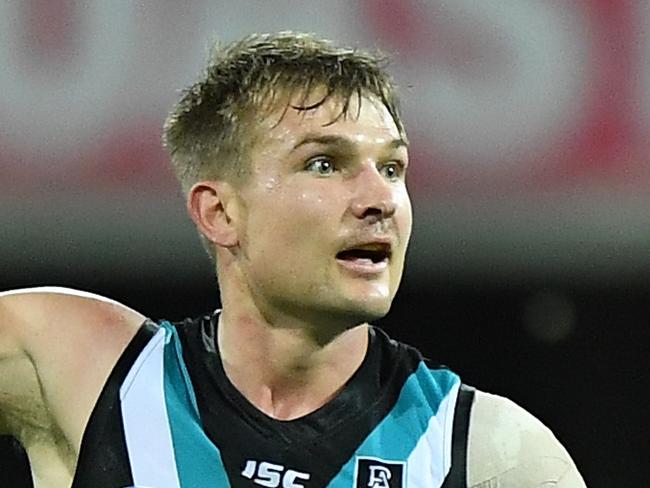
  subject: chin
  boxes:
[344,297,393,324]
[309,299,388,331]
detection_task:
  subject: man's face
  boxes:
[232,91,412,326]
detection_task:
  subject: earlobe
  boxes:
[187,181,239,248]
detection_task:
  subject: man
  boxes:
[0,32,585,487]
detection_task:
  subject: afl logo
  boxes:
[354,457,405,488]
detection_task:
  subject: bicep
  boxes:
[0,287,146,439]
[0,293,25,359]
[467,390,587,487]
[0,296,42,436]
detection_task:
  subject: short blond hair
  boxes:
[163,31,405,261]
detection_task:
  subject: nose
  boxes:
[349,164,397,221]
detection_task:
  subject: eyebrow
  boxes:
[291,134,409,153]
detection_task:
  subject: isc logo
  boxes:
[241,460,311,487]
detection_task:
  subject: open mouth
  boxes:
[335,248,390,264]
[335,242,392,275]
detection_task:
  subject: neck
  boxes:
[217,307,369,421]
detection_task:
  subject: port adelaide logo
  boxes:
[354,457,406,488]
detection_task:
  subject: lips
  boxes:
[336,246,391,263]
[335,241,392,275]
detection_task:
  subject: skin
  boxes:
[0,287,144,488]
[187,90,412,418]
[0,89,586,487]
[468,391,586,487]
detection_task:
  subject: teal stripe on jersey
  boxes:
[327,365,459,486]
[161,322,232,487]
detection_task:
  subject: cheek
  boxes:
[397,194,413,238]
[248,186,335,254]
[295,185,331,211]
[280,183,334,217]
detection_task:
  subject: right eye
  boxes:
[305,156,335,177]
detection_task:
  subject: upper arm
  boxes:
[0,287,146,444]
[0,293,38,436]
[467,390,587,487]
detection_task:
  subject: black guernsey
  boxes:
[72,313,474,487]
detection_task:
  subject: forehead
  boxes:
[254,90,403,153]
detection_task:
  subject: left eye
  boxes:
[306,157,335,176]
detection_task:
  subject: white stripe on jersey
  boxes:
[406,380,460,487]
[120,327,182,488]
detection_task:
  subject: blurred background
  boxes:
[0,1,648,486]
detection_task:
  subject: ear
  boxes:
[187,180,240,248]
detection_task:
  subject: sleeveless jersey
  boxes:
[71,313,474,488]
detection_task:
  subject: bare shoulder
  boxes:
[1,286,146,359]
[0,286,146,449]
[0,286,145,334]
[467,390,587,487]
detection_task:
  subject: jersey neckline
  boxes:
[189,311,385,444]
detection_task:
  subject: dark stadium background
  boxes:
[1,2,648,486]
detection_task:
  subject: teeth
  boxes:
[337,249,387,263]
